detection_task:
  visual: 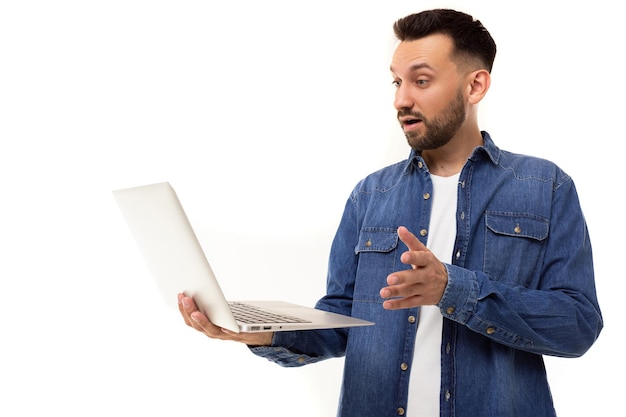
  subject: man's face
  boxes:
[390,34,467,152]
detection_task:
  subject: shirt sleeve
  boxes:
[248,194,360,366]
[439,177,603,358]
[249,327,348,367]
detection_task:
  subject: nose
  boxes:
[393,84,414,111]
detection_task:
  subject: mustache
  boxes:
[397,109,425,120]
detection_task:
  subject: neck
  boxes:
[421,129,483,177]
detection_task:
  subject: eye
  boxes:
[392,80,401,88]
[416,79,428,86]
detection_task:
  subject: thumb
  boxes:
[397,226,427,252]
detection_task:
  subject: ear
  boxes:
[467,69,491,105]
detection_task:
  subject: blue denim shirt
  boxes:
[251,132,603,417]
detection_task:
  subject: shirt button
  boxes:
[446,342,451,354]
[419,229,428,236]
[460,211,465,220]
[400,363,409,371]
[298,357,306,363]
[418,161,423,169]
[455,250,461,259]
[408,315,416,324]
[365,239,372,247]
[446,307,455,315]
[423,192,431,200]
[445,390,451,401]
[486,327,495,335]
[514,225,522,233]
[397,407,406,416]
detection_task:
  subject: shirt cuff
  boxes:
[248,331,317,367]
[438,263,479,324]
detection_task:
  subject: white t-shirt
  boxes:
[407,173,459,417]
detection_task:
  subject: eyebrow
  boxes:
[390,62,434,74]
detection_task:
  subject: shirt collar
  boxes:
[402,131,500,174]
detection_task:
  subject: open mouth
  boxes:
[400,117,423,130]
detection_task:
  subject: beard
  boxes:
[400,89,466,152]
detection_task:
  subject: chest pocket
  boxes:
[486,212,549,240]
[354,227,400,300]
[355,227,400,253]
[484,212,549,285]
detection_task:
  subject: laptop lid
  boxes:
[113,182,374,333]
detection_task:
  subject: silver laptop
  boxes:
[113,182,374,333]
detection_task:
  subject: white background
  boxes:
[1,1,621,415]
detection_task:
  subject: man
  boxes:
[178,9,603,417]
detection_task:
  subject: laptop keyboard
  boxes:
[228,302,311,324]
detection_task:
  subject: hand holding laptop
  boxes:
[178,293,273,346]
[113,182,373,334]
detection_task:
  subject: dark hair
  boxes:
[393,9,497,73]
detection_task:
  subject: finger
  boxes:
[382,295,423,310]
[177,294,272,345]
[180,297,222,336]
[190,311,271,345]
[397,226,427,252]
[380,270,418,297]
[179,294,211,333]
[178,295,242,339]
[380,271,428,309]
[178,293,193,326]
[188,310,225,338]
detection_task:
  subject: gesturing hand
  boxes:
[379,226,448,310]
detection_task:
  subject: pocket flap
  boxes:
[485,212,549,241]
[355,227,399,253]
